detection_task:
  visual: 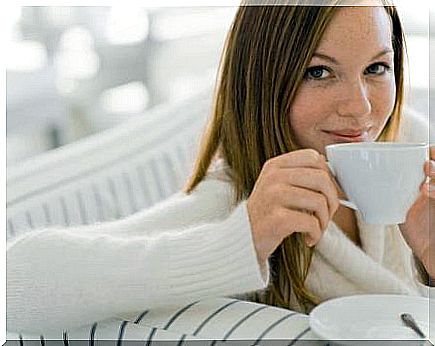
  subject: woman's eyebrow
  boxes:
[370,48,394,60]
[311,52,339,64]
[311,48,394,65]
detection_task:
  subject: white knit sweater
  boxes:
[6,108,434,334]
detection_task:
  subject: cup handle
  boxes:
[326,161,359,211]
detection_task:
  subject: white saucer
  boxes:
[309,294,434,344]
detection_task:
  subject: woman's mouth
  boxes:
[322,129,369,142]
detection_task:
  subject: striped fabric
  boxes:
[7,298,319,345]
[6,90,212,241]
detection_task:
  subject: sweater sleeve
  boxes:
[7,179,268,334]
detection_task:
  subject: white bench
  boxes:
[7,90,213,240]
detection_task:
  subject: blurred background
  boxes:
[5,3,432,166]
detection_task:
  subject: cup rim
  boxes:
[325,141,428,151]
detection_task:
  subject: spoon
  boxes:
[400,313,426,339]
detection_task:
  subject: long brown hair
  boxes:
[184,2,406,312]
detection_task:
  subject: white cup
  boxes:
[325,142,428,224]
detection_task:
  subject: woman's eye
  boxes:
[304,66,331,80]
[365,63,390,75]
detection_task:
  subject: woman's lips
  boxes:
[322,130,369,142]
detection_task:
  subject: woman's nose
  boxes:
[337,79,371,117]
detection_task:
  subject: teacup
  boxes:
[325,142,428,224]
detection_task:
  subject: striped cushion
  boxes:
[8,298,318,344]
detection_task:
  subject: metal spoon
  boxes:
[400,313,426,339]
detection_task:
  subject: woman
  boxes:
[185,0,435,311]
[7,0,434,334]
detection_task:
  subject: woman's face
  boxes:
[288,6,396,155]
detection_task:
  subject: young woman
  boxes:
[7,0,434,334]
[184,0,435,311]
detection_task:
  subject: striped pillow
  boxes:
[9,298,319,345]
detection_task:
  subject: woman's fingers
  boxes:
[269,150,339,217]
[248,149,339,262]
[424,160,435,179]
[422,159,435,199]
[275,208,322,247]
[270,148,325,170]
[273,184,330,231]
[421,181,435,199]
[284,168,340,217]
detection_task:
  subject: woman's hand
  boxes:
[247,149,340,264]
[399,147,435,279]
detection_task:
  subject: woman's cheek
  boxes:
[289,84,346,149]
[369,84,396,134]
[372,77,396,116]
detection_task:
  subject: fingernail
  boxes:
[423,181,435,193]
[431,161,435,171]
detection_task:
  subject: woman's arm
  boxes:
[7,178,268,334]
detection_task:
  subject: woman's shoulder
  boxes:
[205,158,234,183]
[189,157,239,204]
[184,158,236,202]
[398,106,431,143]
